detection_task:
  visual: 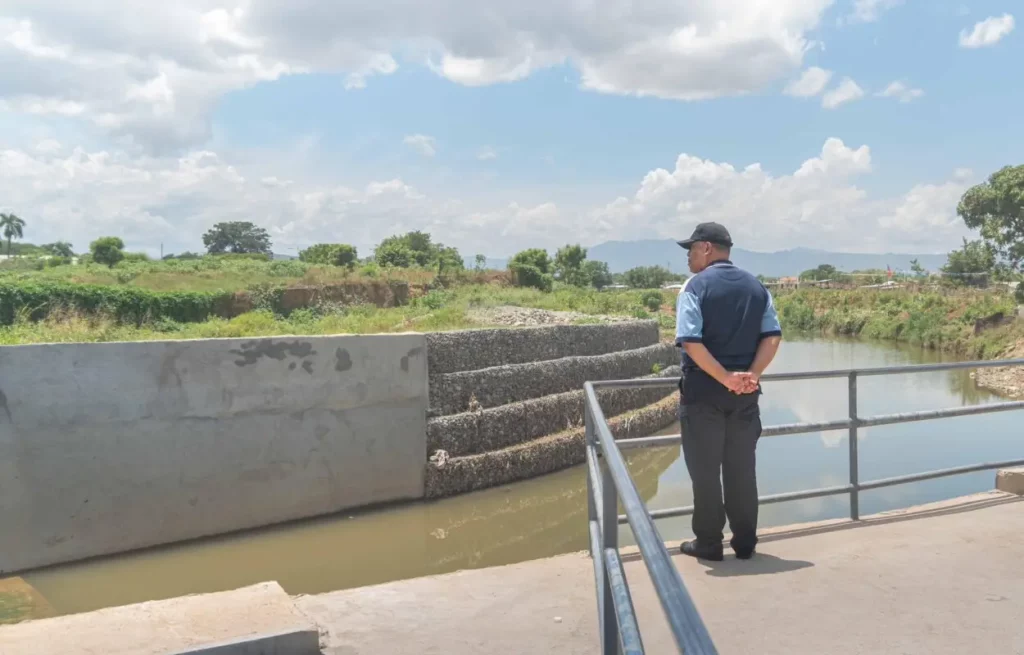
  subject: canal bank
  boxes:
[6,336,1022,623]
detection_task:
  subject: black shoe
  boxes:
[680,540,724,561]
[734,547,755,560]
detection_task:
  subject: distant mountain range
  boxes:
[473,240,950,277]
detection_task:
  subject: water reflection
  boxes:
[12,336,1020,620]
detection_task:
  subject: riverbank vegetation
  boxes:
[773,288,1022,359]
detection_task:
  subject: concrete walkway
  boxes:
[298,491,1024,655]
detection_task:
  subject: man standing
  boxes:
[674,222,782,561]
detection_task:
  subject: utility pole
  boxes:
[160,242,163,259]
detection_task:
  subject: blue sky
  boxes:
[0,0,1019,257]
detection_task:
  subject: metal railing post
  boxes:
[586,403,597,528]
[848,371,860,521]
[601,456,621,654]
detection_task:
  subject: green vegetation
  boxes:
[775,288,1022,359]
[298,243,358,268]
[202,221,272,255]
[958,164,1024,272]
[374,230,463,274]
[1,213,26,256]
[0,284,677,345]
[621,265,683,289]
[90,236,126,268]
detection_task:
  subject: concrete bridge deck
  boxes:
[301,490,1024,655]
[2,490,1022,654]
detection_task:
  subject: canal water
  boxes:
[13,337,1021,618]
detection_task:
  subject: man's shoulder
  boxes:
[703,263,767,295]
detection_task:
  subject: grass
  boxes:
[0,263,1020,358]
[774,287,1023,359]
[0,285,679,345]
[0,256,451,292]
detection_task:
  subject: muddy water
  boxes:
[10,337,1021,619]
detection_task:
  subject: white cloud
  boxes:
[876,80,924,103]
[589,137,970,255]
[784,67,833,97]
[846,0,904,24]
[477,147,498,161]
[0,1,835,150]
[0,138,974,259]
[403,134,437,157]
[959,14,1015,48]
[821,78,865,109]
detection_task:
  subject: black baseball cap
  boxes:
[677,222,733,250]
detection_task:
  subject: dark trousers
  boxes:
[680,393,762,552]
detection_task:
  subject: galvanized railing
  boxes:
[584,358,1024,654]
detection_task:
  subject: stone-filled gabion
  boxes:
[427,366,681,457]
[424,395,679,499]
[428,343,677,417]
[425,321,659,375]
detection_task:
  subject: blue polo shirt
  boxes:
[675,260,781,385]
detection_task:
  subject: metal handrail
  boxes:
[584,357,1024,654]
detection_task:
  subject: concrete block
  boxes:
[0,334,429,573]
[425,321,658,374]
[996,467,1024,495]
[0,582,320,655]
[176,629,321,655]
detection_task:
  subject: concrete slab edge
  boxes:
[173,628,322,655]
[996,467,1024,495]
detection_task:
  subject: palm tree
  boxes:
[0,213,26,257]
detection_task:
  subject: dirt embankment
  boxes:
[973,338,1024,398]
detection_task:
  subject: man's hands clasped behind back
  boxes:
[723,371,759,395]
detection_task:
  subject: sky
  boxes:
[0,1,1019,259]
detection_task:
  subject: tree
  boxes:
[553,244,590,287]
[375,240,413,267]
[0,213,26,257]
[622,265,674,289]
[90,236,125,268]
[435,246,464,275]
[508,248,553,291]
[299,243,358,267]
[942,238,996,287]
[583,260,614,289]
[799,264,839,281]
[202,222,272,254]
[957,164,1024,272]
[373,231,463,272]
[910,259,927,277]
[474,254,487,271]
[42,241,74,258]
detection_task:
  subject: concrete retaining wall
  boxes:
[428,366,681,457]
[0,334,428,574]
[426,321,659,374]
[429,342,676,416]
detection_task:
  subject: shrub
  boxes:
[640,290,663,312]
[510,264,554,292]
[1016,283,1024,304]
[90,237,125,268]
[420,289,450,310]
[0,282,229,326]
[299,243,358,267]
